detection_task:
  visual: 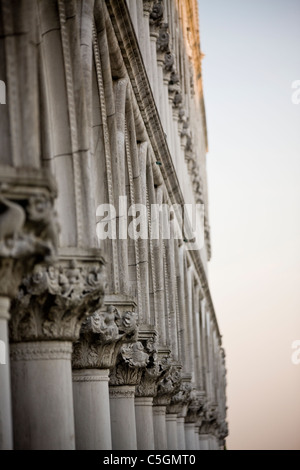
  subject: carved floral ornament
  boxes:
[72,306,139,369]
[109,330,170,388]
[135,343,173,398]
[10,259,106,342]
[152,364,182,405]
[0,184,58,298]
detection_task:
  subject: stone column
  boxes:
[10,341,74,450]
[184,423,196,450]
[73,369,111,450]
[0,296,13,450]
[134,327,164,450]
[199,434,210,450]
[194,426,200,450]
[153,364,181,450]
[185,390,205,451]
[166,413,178,449]
[0,176,58,450]
[167,375,192,451]
[153,405,168,450]
[72,304,138,450]
[109,340,150,450]
[135,397,155,449]
[177,417,186,450]
[10,256,105,450]
[110,385,137,450]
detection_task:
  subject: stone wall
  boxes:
[0,0,227,450]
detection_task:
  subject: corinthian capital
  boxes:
[72,306,138,369]
[10,256,106,342]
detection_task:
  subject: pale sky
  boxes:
[198,0,300,450]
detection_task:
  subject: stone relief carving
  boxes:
[185,389,205,423]
[72,306,138,370]
[167,379,192,415]
[164,52,174,73]
[153,364,182,406]
[157,23,170,53]
[0,186,58,298]
[197,400,219,435]
[150,1,164,28]
[143,0,155,15]
[135,339,172,398]
[109,339,149,386]
[10,259,106,342]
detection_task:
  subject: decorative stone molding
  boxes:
[10,341,72,362]
[72,375,109,382]
[10,256,106,342]
[72,305,138,369]
[72,369,110,383]
[109,386,136,399]
[0,168,58,299]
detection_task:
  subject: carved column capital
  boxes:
[185,389,206,424]
[198,400,220,436]
[72,305,138,369]
[167,375,193,416]
[150,1,164,36]
[135,335,172,397]
[217,419,229,444]
[109,339,149,386]
[168,71,181,104]
[143,0,155,16]
[157,23,170,56]
[153,363,182,406]
[0,169,58,299]
[10,255,106,342]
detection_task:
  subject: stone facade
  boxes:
[0,0,228,450]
